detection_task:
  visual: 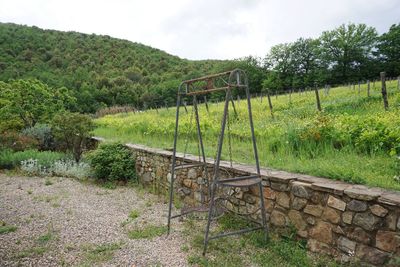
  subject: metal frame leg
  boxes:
[167,94,181,234]
[203,89,231,255]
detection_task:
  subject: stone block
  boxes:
[322,207,341,224]
[337,236,356,256]
[309,221,333,244]
[291,181,311,199]
[244,194,257,204]
[304,205,323,217]
[288,210,307,231]
[307,239,332,255]
[182,179,192,188]
[385,212,397,231]
[310,192,324,204]
[375,230,400,253]
[270,181,289,192]
[333,225,345,235]
[291,197,308,210]
[348,227,371,245]
[342,211,353,225]
[353,212,381,231]
[369,204,388,217]
[188,168,197,179]
[276,192,290,209]
[347,200,367,212]
[264,200,275,213]
[270,210,288,227]
[306,216,316,225]
[378,191,400,206]
[355,244,389,266]
[344,186,382,201]
[327,195,346,211]
[263,187,276,200]
[142,172,152,183]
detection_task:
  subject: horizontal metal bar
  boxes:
[170,205,209,219]
[217,175,259,183]
[182,71,233,84]
[208,226,263,240]
[174,163,205,170]
[218,178,262,188]
[183,85,246,96]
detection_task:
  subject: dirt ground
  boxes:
[0,174,188,267]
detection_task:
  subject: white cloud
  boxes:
[0,0,398,60]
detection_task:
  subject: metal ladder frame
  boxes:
[167,69,268,255]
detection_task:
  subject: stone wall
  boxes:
[93,138,400,265]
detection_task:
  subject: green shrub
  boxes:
[22,124,55,151]
[0,149,67,169]
[51,112,94,162]
[0,131,38,151]
[88,143,136,182]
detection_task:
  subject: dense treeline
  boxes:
[0,23,232,113]
[263,23,400,91]
[0,22,399,115]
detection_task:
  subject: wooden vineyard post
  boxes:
[266,90,274,118]
[367,80,370,97]
[314,84,322,111]
[380,72,389,111]
[237,95,240,105]
[398,76,400,91]
[358,81,361,95]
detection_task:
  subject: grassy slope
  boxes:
[94,80,400,190]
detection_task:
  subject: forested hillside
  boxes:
[0,22,399,115]
[0,23,232,113]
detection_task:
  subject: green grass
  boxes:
[0,223,17,234]
[128,225,168,239]
[94,80,400,190]
[15,246,48,258]
[183,214,350,267]
[0,149,68,169]
[128,209,140,219]
[80,242,122,266]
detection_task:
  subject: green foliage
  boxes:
[378,23,400,77]
[128,210,140,220]
[94,80,400,189]
[21,124,54,151]
[88,143,136,182]
[0,23,231,113]
[319,23,378,83]
[80,242,122,266]
[0,131,38,151]
[0,79,75,130]
[0,149,67,169]
[0,221,17,234]
[127,225,167,239]
[51,111,94,162]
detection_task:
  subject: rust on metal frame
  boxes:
[180,69,246,96]
[182,70,232,84]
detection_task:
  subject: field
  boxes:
[94,80,400,190]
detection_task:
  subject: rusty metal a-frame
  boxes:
[167,69,268,255]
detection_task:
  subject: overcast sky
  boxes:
[0,0,399,60]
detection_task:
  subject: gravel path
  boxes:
[0,174,188,267]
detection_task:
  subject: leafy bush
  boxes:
[0,149,67,169]
[88,143,136,182]
[51,112,94,162]
[22,124,55,151]
[0,131,38,151]
[20,158,91,179]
